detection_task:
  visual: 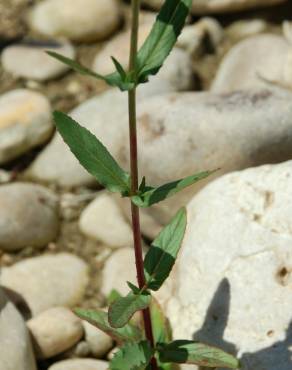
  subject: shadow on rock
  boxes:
[191,278,291,370]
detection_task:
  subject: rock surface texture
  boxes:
[161,161,292,370]
[1,253,89,316]
[0,183,59,251]
[0,89,52,164]
[79,193,132,248]
[28,0,121,42]
[0,288,37,370]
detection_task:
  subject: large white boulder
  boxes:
[161,161,292,370]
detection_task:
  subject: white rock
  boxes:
[83,321,113,358]
[93,24,193,91]
[101,247,137,296]
[79,192,132,248]
[92,24,152,76]
[0,183,59,251]
[28,0,121,42]
[143,0,287,13]
[227,19,268,39]
[48,359,108,370]
[0,288,37,370]
[161,161,292,370]
[1,253,89,316]
[211,34,292,93]
[177,17,223,55]
[1,39,75,81]
[27,307,84,359]
[0,89,52,164]
[27,80,175,187]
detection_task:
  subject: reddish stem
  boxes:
[128,2,158,367]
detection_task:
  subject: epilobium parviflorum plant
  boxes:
[48,1,240,369]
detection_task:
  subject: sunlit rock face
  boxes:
[160,161,292,370]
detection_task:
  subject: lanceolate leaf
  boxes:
[110,341,154,370]
[158,340,239,369]
[144,208,187,291]
[53,111,130,195]
[132,171,214,207]
[109,293,151,328]
[47,51,134,91]
[136,0,192,83]
[74,308,142,344]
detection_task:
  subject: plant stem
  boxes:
[128,1,158,369]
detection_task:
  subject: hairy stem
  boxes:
[128,1,158,369]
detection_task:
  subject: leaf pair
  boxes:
[108,208,187,329]
[47,52,134,91]
[48,0,192,90]
[54,112,215,204]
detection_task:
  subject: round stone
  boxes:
[0,89,53,164]
[1,253,89,316]
[83,320,113,358]
[79,193,132,248]
[28,0,121,42]
[0,183,59,251]
[1,39,75,81]
[101,247,137,297]
[27,307,84,359]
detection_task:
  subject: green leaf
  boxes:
[150,298,172,344]
[136,0,192,83]
[53,111,130,195]
[109,293,151,328]
[132,171,214,207]
[107,289,122,305]
[74,308,142,344]
[144,208,187,291]
[47,51,134,91]
[158,340,239,368]
[127,281,141,294]
[110,341,154,370]
[111,56,127,80]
